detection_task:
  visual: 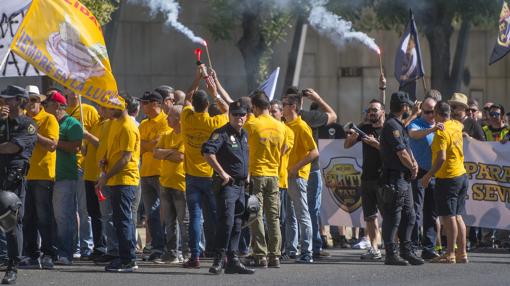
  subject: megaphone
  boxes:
[343,122,368,138]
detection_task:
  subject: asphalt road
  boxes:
[13,249,510,286]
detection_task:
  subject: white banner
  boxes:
[0,0,41,77]
[319,138,510,230]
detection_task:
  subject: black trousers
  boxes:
[84,180,105,252]
[411,169,437,254]
[213,183,245,255]
[381,173,416,247]
[0,177,25,262]
[23,180,54,258]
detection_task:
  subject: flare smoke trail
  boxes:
[129,0,205,45]
[307,1,379,52]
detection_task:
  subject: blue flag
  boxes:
[257,67,280,101]
[395,9,425,94]
[489,0,510,65]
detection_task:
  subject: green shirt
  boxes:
[56,115,83,181]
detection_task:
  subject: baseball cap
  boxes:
[26,85,47,102]
[0,85,29,99]
[46,91,67,105]
[229,100,247,115]
[390,91,414,107]
[136,91,163,103]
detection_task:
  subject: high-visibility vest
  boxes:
[482,125,510,141]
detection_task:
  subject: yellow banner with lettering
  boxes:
[10,0,124,110]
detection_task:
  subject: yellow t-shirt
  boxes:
[83,119,106,182]
[96,119,112,164]
[279,124,295,189]
[244,114,286,177]
[66,103,100,169]
[286,116,317,180]
[431,120,466,179]
[139,111,171,177]
[106,116,141,186]
[157,130,186,191]
[181,105,228,177]
[27,108,60,181]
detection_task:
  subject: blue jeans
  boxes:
[307,170,323,254]
[110,185,137,262]
[411,169,437,254]
[24,180,55,258]
[76,173,93,255]
[53,180,78,260]
[288,177,312,255]
[99,186,119,256]
[141,176,164,252]
[284,189,298,255]
[185,175,217,258]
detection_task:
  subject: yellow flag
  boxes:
[10,0,124,110]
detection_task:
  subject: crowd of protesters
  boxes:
[0,64,508,282]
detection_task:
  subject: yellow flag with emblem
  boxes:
[10,0,124,110]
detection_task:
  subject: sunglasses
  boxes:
[489,112,501,118]
[29,98,40,103]
[141,100,159,105]
[282,102,293,107]
[422,110,434,115]
[232,113,247,117]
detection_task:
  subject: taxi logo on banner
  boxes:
[322,156,362,213]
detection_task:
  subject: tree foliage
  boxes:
[81,0,119,26]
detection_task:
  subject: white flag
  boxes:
[257,67,280,101]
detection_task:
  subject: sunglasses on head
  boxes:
[422,110,434,115]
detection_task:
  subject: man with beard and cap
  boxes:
[379,91,423,266]
[344,99,385,260]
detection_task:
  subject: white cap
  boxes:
[25,85,40,95]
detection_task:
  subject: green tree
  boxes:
[82,0,119,26]
[208,0,294,91]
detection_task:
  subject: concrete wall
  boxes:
[2,1,510,124]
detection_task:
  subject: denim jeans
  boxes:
[84,180,105,254]
[110,185,137,262]
[24,180,55,258]
[411,169,437,254]
[287,177,313,255]
[185,175,217,258]
[141,176,164,252]
[306,170,323,254]
[53,180,78,260]
[99,186,119,256]
[160,187,189,257]
[76,173,93,255]
[284,189,298,255]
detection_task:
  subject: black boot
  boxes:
[400,242,425,266]
[2,260,17,285]
[208,252,226,275]
[225,254,255,274]
[384,243,409,266]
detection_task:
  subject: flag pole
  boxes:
[421,77,428,96]
[78,94,85,128]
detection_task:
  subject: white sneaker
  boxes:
[360,247,382,260]
[352,237,371,250]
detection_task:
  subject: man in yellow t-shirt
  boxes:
[181,68,229,267]
[96,105,140,272]
[422,101,467,264]
[24,86,59,268]
[270,99,296,259]
[282,94,319,264]
[154,105,188,263]
[64,88,99,258]
[243,92,286,267]
[136,91,171,261]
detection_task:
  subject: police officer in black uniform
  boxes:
[0,85,37,284]
[202,100,254,275]
[379,91,424,266]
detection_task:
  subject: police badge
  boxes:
[322,156,362,213]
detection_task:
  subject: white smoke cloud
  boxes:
[129,0,205,45]
[307,1,379,52]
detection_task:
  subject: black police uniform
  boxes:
[0,107,37,264]
[379,112,419,265]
